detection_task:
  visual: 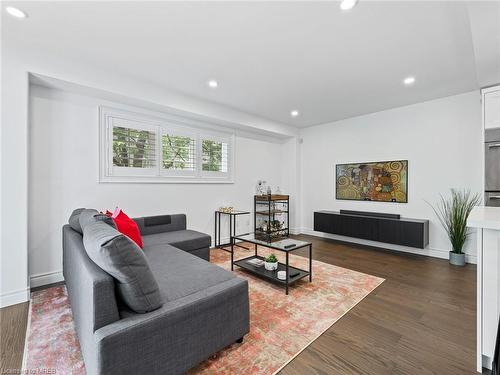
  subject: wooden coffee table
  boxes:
[230,233,312,295]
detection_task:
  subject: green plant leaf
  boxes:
[427,189,481,254]
[265,254,278,263]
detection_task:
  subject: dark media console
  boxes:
[314,210,429,249]
[339,209,401,220]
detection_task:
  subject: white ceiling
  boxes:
[3,1,500,127]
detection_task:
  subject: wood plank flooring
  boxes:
[280,235,478,375]
[0,235,480,374]
[0,301,29,372]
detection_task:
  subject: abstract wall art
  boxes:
[335,160,408,203]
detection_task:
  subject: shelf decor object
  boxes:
[254,194,290,242]
[336,160,408,203]
[255,180,267,196]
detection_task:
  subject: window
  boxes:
[107,117,158,177]
[162,135,195,170]
[113,126,156,169]
[161,131,196,176]
[202,139,229,173]
[100,107,234,183]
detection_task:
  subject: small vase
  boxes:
[449,252,466,266]
[265,261,278,271]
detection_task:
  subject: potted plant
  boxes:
[264,254,278,271]
[429,189,481,266]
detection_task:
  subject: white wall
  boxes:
[1,50,30,307]
[1,37,297,306]
[299,91,482,262]
[28,85,291,286]
[280,137,302,235]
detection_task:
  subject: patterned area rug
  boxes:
[23,246,384,374]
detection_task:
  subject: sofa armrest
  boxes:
[62,225,121,374]
[93,278,249,375]
[63,225,120,332]
[133,214,187,235]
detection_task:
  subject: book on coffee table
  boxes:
[246,258,264,267]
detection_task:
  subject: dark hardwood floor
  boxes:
[281,234,477,375]
[0,301,29,372]
[0,235,480,374]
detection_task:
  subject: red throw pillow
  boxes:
[111,208,143,249]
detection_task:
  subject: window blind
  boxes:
[112,126,156,168]
[162,134,196,171]
[202,139,229,173]
[100,106,234,183]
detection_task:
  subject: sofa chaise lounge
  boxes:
[63,210,249,375]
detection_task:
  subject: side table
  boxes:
[214,210,250,252]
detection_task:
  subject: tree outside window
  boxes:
[113,127,156,168]
[162,134,195,170]
[202,140,224,172]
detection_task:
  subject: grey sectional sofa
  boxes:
[63,211,249,375]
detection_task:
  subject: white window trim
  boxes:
[199,133,232,179]
[99,106,235,184]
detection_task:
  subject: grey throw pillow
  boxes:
[83,220,163,313]
[78,208,116,231]
[68,208,86,234]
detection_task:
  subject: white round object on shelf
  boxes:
[277,271,286,280]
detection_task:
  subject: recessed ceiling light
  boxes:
[291,110,300,117]
[207,80,218,88]
[5,6,27,19]
[403,76,416,85]
[340,0,358,11]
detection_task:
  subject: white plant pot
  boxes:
[265,261,278,271]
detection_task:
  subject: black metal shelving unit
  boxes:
[254,194,289,242]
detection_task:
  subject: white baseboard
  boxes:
[299,228,477,264]
[0,287,30,308]
[1,271,64,307]
[465,253,477,264]
[30,270,64,288]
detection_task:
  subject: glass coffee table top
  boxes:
[233,233,311,252]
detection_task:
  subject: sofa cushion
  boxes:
[134,214,186,235]
[82,221,163,313]
[142,230,211,252]
[68,208,85,234]
[142,244,234,302]
[112,209,143,248]
[79,208,115,230]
